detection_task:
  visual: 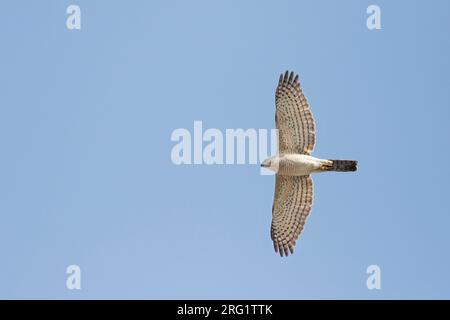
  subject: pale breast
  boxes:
[278,154,322,176]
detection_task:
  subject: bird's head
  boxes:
[261,156,280,173]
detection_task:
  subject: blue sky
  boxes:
[1,0,450,299]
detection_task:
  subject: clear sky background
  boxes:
[1,0,450,299]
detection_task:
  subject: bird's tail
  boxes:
[325,160,358,172]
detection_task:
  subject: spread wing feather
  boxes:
[275,71,316,154]
[271,175,314,257]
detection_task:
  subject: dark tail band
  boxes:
[329,160,357,172]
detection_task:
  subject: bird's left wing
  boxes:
[275,71,316,155]
[271,175,314,257]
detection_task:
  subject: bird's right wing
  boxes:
[275,71,316,155]
[271,175,314,257]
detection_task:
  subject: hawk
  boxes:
[261,71,357,257]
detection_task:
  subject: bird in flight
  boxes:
[261,71,357,257]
